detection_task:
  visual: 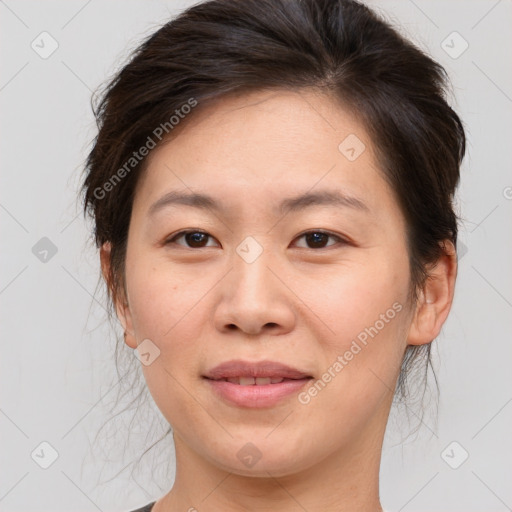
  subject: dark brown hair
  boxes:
[82,0,465,405]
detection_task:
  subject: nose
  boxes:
[213,247,296,337]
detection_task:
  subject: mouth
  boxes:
[207,376,307,385]
[203,359,313,382]
[202,360,313,408]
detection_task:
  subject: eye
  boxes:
[165,229,347,250]
[165,230,219,248]
[293,230,346,249]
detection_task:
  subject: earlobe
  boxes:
[100,242,137,349]
[115,301,138,350]
[407,240,457,346]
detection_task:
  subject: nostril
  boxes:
[225,322,278,332]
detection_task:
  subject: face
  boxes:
[116,88,417,477]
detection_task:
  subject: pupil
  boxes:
[187,232,207,247]
[307,232,327,248]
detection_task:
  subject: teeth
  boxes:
[224,377,286,385]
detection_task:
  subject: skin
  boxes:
[101,88,457,512]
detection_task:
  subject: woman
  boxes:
[82,0,465,510]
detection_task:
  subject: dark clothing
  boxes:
[128,502,155,512]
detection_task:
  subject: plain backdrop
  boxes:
[1,1,511,511]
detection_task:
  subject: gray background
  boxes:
[1,1,511,511]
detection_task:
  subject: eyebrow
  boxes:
[148,189,370,217]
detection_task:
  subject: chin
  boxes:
[205,438,316,478]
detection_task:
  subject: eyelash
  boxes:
[164,229,349,250]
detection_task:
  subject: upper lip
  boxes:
[203,360,312,380]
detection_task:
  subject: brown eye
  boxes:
[294,231,345,249]
[166,230,218,248]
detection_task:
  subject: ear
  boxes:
[407,240,457,346]
[100,242,137,349]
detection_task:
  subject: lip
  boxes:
[204,359,312,380]
[203,359,313,408]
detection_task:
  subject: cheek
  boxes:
[123,256,210,397]
[125,261,210,425]
[125,255,206,341]
[297,250,411,408]
[294,274,408,448]
[301,252,410,349]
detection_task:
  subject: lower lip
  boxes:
[204,378,312,408]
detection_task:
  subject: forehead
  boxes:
[152,88,371,163]
[134,88,389,215]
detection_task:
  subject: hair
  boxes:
[82,0,465,449]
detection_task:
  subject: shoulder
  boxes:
[127,502,156,512]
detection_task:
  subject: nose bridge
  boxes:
[231,238,278,308]
[233,247,273,298]
[214,237,295,335]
